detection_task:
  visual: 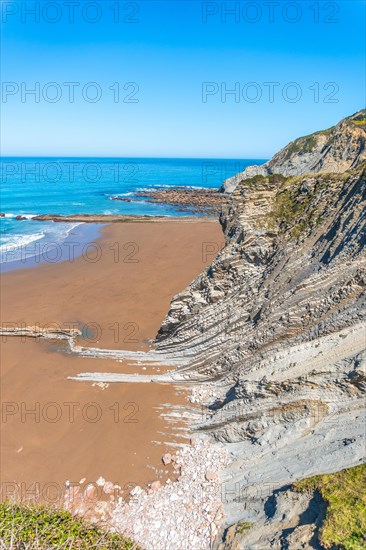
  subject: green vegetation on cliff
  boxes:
[267,168,360,240]
[352,112,366,126]
[283,134,318,161]
[0,502,138,549]
[293,463,366,550]
[269,175,329,239]
[240,164,365,241]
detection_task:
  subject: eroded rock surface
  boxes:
[155,111,366,547]
[133,186,230,216]
[222,109,366,193]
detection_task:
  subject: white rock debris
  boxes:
[110,439,229,550]
[189,384,221,405]
[96,476,105,487]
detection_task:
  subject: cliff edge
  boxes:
[155,111,366,548]
[222,109,366,193]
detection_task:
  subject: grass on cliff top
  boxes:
[352,113,366,125]
[0,501,139,549]
[293,463,366,550]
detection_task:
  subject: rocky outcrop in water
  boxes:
[222,109,366,193]
[155,111,366,547]
[133,187,230,216]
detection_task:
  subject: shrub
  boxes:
[0,501,139,549]
[293,463,366,549]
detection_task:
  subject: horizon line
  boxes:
[0,155,269,161]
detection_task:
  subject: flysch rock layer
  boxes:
[222,109,366,193]
[154,111,366,547]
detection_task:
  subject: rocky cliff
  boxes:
[155,111,366,548]
[222,109,366,193]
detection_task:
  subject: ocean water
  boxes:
[0,157,265,268]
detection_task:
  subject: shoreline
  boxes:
[1,214,219,274]
[31,213,219,223]
[0,222,103,274]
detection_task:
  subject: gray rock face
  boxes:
[222,109,366,193]
[155,111,366,547]
[218,488,325,549]
[157,168,366,373]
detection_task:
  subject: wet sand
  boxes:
[1,221,224,350]
[0,220,223,504]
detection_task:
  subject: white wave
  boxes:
[1,213,37,219]
[0,232,45,252]
[0,222,83,264]
[46,222,82,239]
[136,184,208,192]
[108,192,134,198]
[21,214,38,220]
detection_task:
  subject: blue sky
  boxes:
[1,0,365,157]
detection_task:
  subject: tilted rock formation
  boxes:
[133,186,230,215]
[222,109,366,192]
[155,111,366,547]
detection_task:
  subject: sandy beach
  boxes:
[0,219,223,504]
[1,220,223,350]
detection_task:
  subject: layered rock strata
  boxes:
[154,111,366,547]
[223,109,366,192]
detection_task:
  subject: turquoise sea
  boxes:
[0,157,265,269]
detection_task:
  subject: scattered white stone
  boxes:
[162,453,172,465]
[130,485,143,497]
[189,384,221,405]
[92,382,109,390]
[85,484,97,500]
[150,480,161,491]
[109,439,229,550]
[65,439,229,549]
[103,481,115,494]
